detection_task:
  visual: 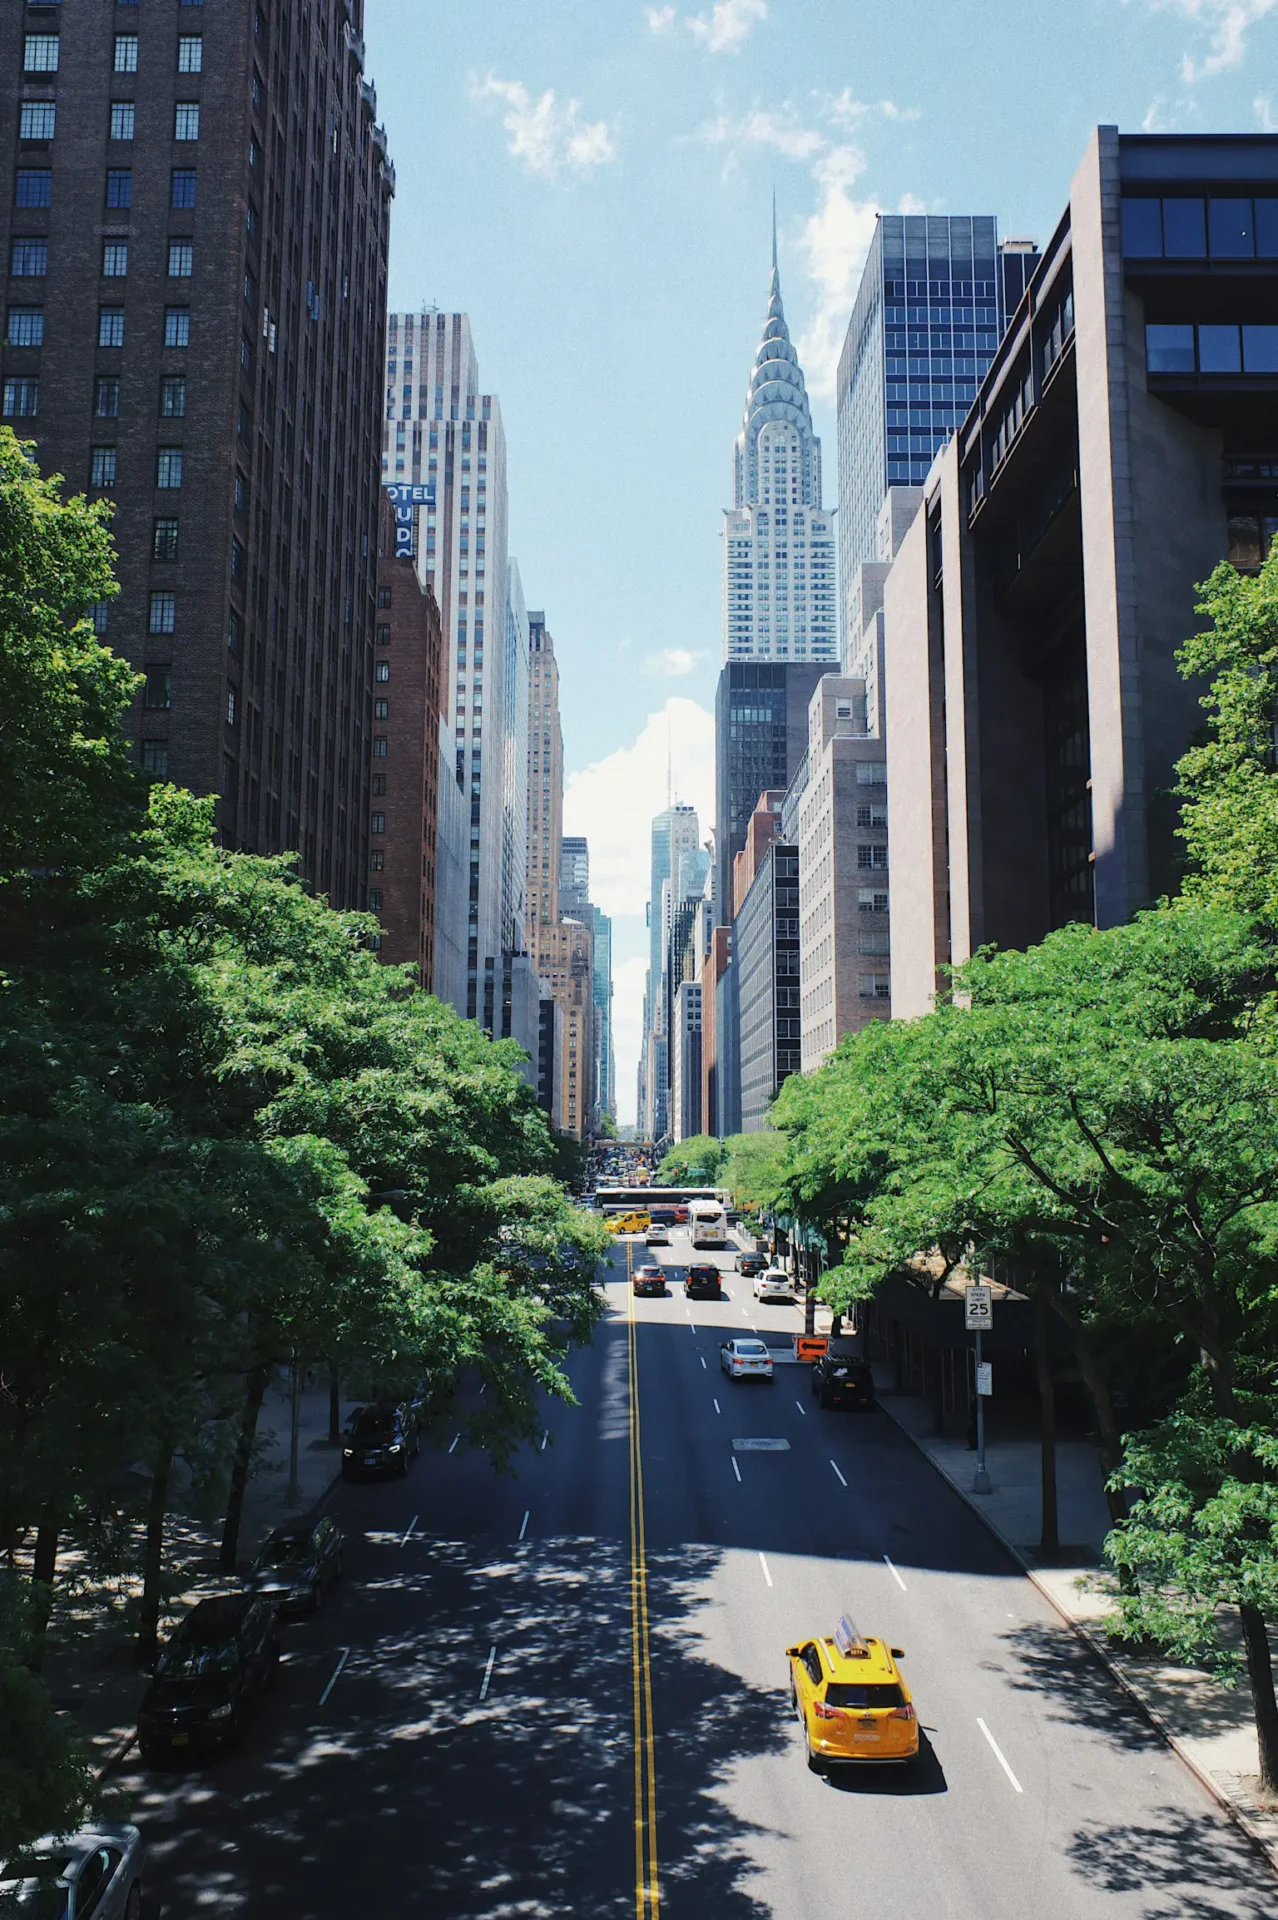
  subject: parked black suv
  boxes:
[138,1594,280,1761]
[342,1402,420,1479]
[245,1515,345,1614]
[685,1264,724,1300]
[811,1342,876,1411]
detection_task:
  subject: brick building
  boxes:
[1,0,393,908]
[370,491,442,986]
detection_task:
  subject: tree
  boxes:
[0,1576,100,1854]
[656,1136,726,1184]
[719,1132,790,1217]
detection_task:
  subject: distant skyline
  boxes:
[362,0,1278,1121]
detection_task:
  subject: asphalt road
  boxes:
[120,1236,1277,1918]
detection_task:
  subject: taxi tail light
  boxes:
[813,1700,840,1720]
[889,1704,915,1722]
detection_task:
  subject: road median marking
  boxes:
[627,1243,661,1916]
[884,1553,907,1591]
[977,1716,1023,1793]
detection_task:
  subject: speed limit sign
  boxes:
[964,1284,993,1331]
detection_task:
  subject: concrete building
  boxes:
[432,722,468,1014]
[722,221,838,664]
[788,676,890,1072]
[731,794,800,1129]
[670,980,702,1143]
[883,129,1278,1019]
[371,494,442,987]
[591,904,615,1122]
[837,215,1039,632]
[713,661,824,916]
[0,0,394,904]
[501,561,530,963]
[382,308,511,1028]
[701,925,732,1138]
[640,804,702,1140]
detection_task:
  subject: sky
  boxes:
[362,0,1278,1120]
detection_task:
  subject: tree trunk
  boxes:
[1240,1603,1278,1798]
[220,1366,268,1571]
[27,1503,60,1671]
[1035,1291,1059,1555]
[328,1361,341,1445]
[138,1448,171,1664]
[1053,1308,1129,1529]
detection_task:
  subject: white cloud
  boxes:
[825,90,921,129]
[645,4,677,29]
[470,75,617,180]
[1141,96,1169,129]
[1257,93,1278,127]
[701,108,826,160]
[794,144,881,400]
[642,647,704,676]
[687,0,768,50]
[1153,0,1278,79]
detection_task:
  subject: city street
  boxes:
[120,1238,1276,1918]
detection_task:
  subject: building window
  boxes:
[368,889,383,913]
[227,610,241,654]
[20,103,56,140]
[177,35,203,73]
[171,170,197,210]
[94,376,120,417]
[855,761,886,786]
[3,379,39,418]
[98,308,125,348]
[89,445,116,487]
[105,170,132,209]
[856,845,889,871]
[372,774,386,796]
[856,802,888,829]
[167,242,194,278]
[374,698,389,719]
[174,103,200,141]
[858,887,889,914]
[89,602,110,635]
[859,974,892,1000]
[226,685,237,727]
[859,927,891,956]
[143,665,171,710]
[149,591,177,634]
[377,586,393,607]
[164,308,191,348]
[153,517,179,561]
[102,242,129,278]
[24,35,60,74]
[16,171,53,209]
[161,376,186,417]
[376,624,390,646]
[370,812,386,835]
[375,661,390,682]
[114,36,139,74]
[373,736,388,758]
[156,448,183,488]
[110,102,135,141]
[370,849,385,871]
[6,308,44,348]
[140,741,168,776]
[10,241,48,278]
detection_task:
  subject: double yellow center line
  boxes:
[626,1239,660,1917]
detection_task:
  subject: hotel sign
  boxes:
[383,480,435,560]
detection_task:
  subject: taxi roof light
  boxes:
[834,1614,870,1658]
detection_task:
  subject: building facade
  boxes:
[371,493,441,986]
[836,216,1037,638]
[733,808,800,1131]
[883,129,1278,1019]
[2,0,394,906]
[670,980,702,1143]
[382,307,511,1027]
[713,661,823,916]
[560,835,589,918]
[591,902,615,1122]
[722,228,838,665]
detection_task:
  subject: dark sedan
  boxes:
[342,1403,420,1479]
[811,1348,877,1410]
[245,1514,344,1615]
[736,1251,768,1277]
[685,1264,723,1300]
[137,1594,279,1762]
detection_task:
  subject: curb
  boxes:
[95,1730,136,1782]
[879,1397,1278,1879]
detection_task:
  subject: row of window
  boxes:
[10,237,200,280]
[1146,322,1278,376]
[24,30,203,74]
[1122,195,1278,262]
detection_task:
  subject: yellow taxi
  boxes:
[608,1211,651,1235]
[787,1616,919,1770]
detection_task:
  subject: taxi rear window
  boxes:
[825,1682,903,1709]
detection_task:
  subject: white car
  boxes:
[754,1268,795,1302]
[720,1338,775,1380]
[0,1824,145,1919]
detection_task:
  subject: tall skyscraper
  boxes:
[836,215,1038,625]
[591,903,615,1122]
[646,805,701,1007]
[501,559,530,960]
[527,611,563,945]
[559,836,589,919]
[721,223,838,664]
[1,0,394,907]
[640,803,702,1145]
[713,660,824,915]
[383,308,511,1026]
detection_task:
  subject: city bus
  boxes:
[688,1197,729,1250]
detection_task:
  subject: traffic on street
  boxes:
[111,1231,1277,1918]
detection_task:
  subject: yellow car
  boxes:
[608,1211,650,1235]
[787,1616,918,1770]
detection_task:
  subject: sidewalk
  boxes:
[41,1376,360,1777]
[877,1373,1278,1872]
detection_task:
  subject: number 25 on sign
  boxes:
[965,1284,993,1331]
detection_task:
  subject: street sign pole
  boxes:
[973,1329,991,1493]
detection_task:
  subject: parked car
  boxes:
[342,1403,420,1479]
[736,1251,768,1277]
[811,1343,877,1410]
[754,1267,796,1303]
[245,1515,345,1614]
[0,1824,145,1920]
[685,1264,723,1300]
[720,1337,774,1380]
[137,1594,280,1761]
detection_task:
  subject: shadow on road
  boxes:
[1066,1806,1278,1918]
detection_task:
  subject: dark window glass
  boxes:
[105,169,131,209]
[1145,323,1195,374]
[1243,326,1278,373]
[164,309,190,348]
[1161,197,1205,258]
[98,308,124,348]
[94,377,120,417]
[1121,199,1162,257]
[89,446,116,487]
[161,376,186,417]
[10,240,48,276]
[6,308,44,347]
[141,741,168,775]
[171,169,197,210]
[143,665,171,709]
[153,517,179,561]
[824,1682,904,1709]
[1257,199,1278,259]
[16,170,53,209]
[1198,325,1241,373]
[1208,198,1255,258]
